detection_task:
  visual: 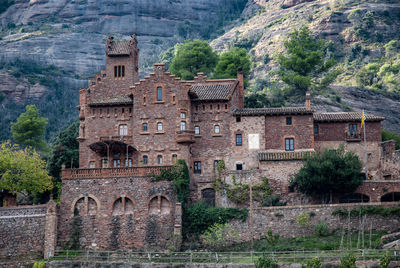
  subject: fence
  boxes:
[51,249,399,264]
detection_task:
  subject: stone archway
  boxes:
[381,192,400,202]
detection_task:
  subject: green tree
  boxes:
[214,47,251,78]
[290,145,363,203]
[11,105,48,151]
[382,129,400,150]
[0,141,53,197]
[278,26,336,95]
[201,222,240,251]
[170,40,218,80]
[356,63,380,87]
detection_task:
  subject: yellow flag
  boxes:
[361,110,366,128]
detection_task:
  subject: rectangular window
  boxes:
[142,155,148,165]
[285,138,294,151]
[157,122,163,131]
[125,158,132,167]
[236,163,243,170]
[113,159,121,168]
[92,108,96,115]
[122,65,125,77]
[236,116,241,122]
[89,161,95,169]
[142,123,148,132]
[286,117,292,125]
[180,121,186,131]
[180,112,186,119]
[214,160,219,169]
[314,125,319,134]
[119,125,128,136]
[118,65,121,77]
[114,108,118,114]
[172,154,178,164]
[122,108,124,113]
[114,66,118,77]
[102,159,108,168]
[157,87,162,101]
[157,155,163,165]
[194,161,201,174]
[349,124,357,135]
[236,134,242,146]
[194,126,200,135]
[214,125,220,134]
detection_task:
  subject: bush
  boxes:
[303,257,322,268]
[339,253,356,268]
[314,221,330,237]
[379,251,391,268]
[201,223,240,251]
[255,254,278,268]
[297,213,310,228]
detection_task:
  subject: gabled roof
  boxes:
[313,112,385,122]
[189,80,238,101]
[89,94,133,106]
[107,40,131,56]
[233,107,313,116]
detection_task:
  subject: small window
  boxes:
[217,104,220,110]
[180,112,186,119]
[286,117,292,125]
[203,105,205,111]
[236,116,241,122]
[172,95,176,102]
[102,159,108,168]
[107,108,110,114]
[349,124,357,135]
[119,124,128,136]
[118,65,121,77]
[180,121,186,131]
[143,96,146,104]
[143,155,148,165]
[89,161,95,169]
[125,158,132,167]
[196,105,198,111]
[114,66,118,77]
[194,161,201,174]
[225,104,228,110]
[99,108,103,114]
[157,87,162,101]
[172,154,178,164]
[314,125,319,134]
[236,134,242,146]
[214,125,220,134]
[114,108,118,114]
[285,138,294,151]
[113,159,121,168]
[214,160,219,169]
[122,108,124,113]
[157,155,163,165]
[129,107,132,114]
[92,108,96,115]
[122,65,125,77]
[210,105,212,111]
[194,126,200,135]
[142,123,148,132]
[236,163,243,170]
[157,122,163,131]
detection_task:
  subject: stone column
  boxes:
[44,200,58,258]
[174,202,182,250]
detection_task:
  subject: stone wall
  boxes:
[59,176,181,251]
[231,202,400,241]
[0,205,47,259]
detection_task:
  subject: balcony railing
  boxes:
[346,131,362,141]
[99,135,133,144]
[176,130,195,144]
[258,151,315,161]
[62,166,171,179]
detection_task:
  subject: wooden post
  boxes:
[249,178,254,250]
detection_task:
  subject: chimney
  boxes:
[237,67,244,108]
[305,91,311,110]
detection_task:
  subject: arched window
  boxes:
[214,125,220,134]
[149,195,171,215]
[142,155,148,165]
[180,121,186,131]
[157,122,163,131]
[142,123,148,132]
[381,192,400,202]
[180,112,186,119]
[157,155,163,165]
[112,197,134,216]
[172,154,178,164]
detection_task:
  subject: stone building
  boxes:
[58,34,400,250]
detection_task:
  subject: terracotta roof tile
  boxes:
[189,81,237,101]
[233,107,313,116]
[107,41,131,56]
[89,95,133,106]
[313,112,384,122]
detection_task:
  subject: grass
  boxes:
[224,230,387,252]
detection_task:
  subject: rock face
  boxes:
[0,72,47,103]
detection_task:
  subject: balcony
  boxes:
[346,131,362,142]
[258,150,315,161]
[62,166,171,179]
[176,130,195,144]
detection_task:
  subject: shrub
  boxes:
[297,213,310,228]
[303,257,322,268]
[201,222,240,251]
[265,229,280,247]
[339,253,356,268]
[379,251,391,268]
[255,254,278,268]
[314,221,330,237]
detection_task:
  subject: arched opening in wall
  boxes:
[148,195,171,215]
[73,196,98,216]
[75,197,85,215]
[339,193,370,203]
[112,196,135,216]
[381,192,400,202]
[201,188,215,207]
[88,197,98,215]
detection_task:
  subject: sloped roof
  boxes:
[189,81,237,101]
[233,107,313,116]
[313,112,385,122]
[89,95,133,106]
[107,40,131,56]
